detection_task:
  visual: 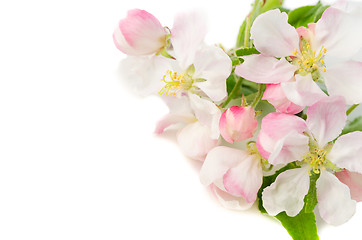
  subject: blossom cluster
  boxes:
[113,1,362,238]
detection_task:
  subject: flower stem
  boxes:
[221,75,243,108]
[251,84,266,109]
[347,104,359,116]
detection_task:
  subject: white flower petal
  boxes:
[268,130,309,165]
[171,11,207,70]
[250,9,300,57]
[235,55,298,84]
[314,6,362,59]
[210,184,254,211]
[177,121,218,161]
[117,55,171,97]
[281,74,327,106]
[262,167,310,217]
[223,154,263,203]
[317,170,356,225]
[193,45,231,101]
[324,61,362,105]
[306,96,346,147]
[188,94,221,139]
[200,146,249,186]
[328,131,362,174]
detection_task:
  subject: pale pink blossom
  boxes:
[113,9,168,56]
[262,84,304,114]
[200,145,263,208]
[157,11,231,102]
[155,93,221,161]
[219,106,257,144]
[259,96,362,225]
[235,4,362,105]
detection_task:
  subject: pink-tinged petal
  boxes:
[113,26,137,55]
[336,170,362,202]
[193,45,231,101]
[257,113,309,164]
[117,55,171,97]
[171,11,207,70]
[314,6,362,59]
[262,167,310,217]
[188,94,221,139]
[177,121,219,161]
[200,146,249,186]
[328,131,362,174]
[281,74,327,106]
[250,9,300,58]
[306,96,346,147]
[219,106,257,144]
[260,113,308,141]
[268,130,310,165]
[256,131,272,159]
[223,154,263,203]
[263,84,304,114]
[324,61,362,105]
[235,55,298,84]
[210,184,254,211]
[317,170,356,225]
[296,23,316,41]
[115,9,167,56]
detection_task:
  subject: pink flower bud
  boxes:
[219,106,257,144]
[113,9,167,56]
[262,84,304,114]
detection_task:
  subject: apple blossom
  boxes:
[235,4,362,105]
[113,9,168,56]
[200,144,263,208]
[157,12,232,102]
[219,106,258,144]
[259,96,362,225]
[155,93,221,161]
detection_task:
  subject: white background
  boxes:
[0,0,361,239]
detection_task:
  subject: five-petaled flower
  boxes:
[258,96,362,225]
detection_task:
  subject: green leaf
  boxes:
[341,116,362,135]
[278,6,290,14]
[235,47,260,57]
[226,75,258,100]
[230,56,241,66]
[226,74,239,96]
[235,20,247,48]
[260,0,284,14]
[303,172,319,213]
[288,2,323,28]
[276,211,319,240]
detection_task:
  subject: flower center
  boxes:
[303,148,327,175]
[291,40,327,78]
[158,70,193,96]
